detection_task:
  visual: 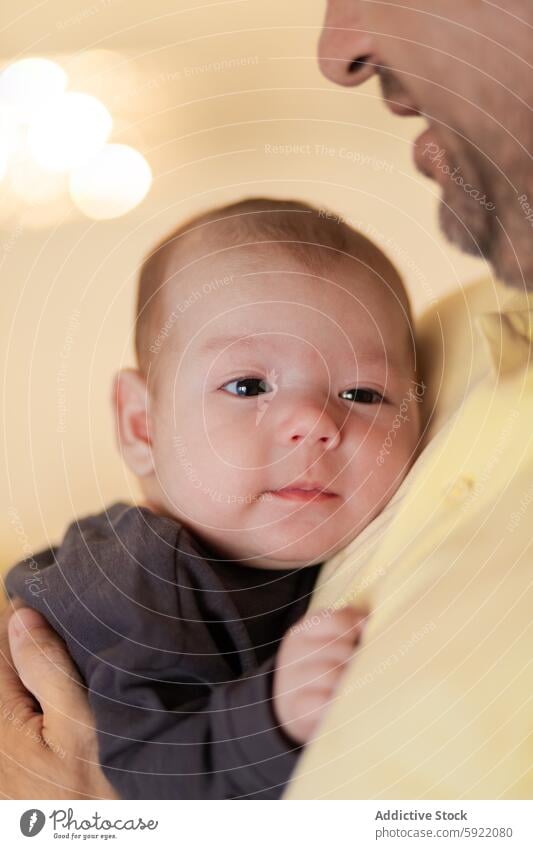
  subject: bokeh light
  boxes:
[0,103,23,158]
[0,58,68,123]
[69,144,152,220]
[0,55,151,221]
[28,92,113,172]
[0,142,8,182]
[10,155,67,204]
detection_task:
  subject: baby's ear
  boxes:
[112,369,154,477]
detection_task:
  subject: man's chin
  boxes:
[487,242,533,291]
[440,196,533,290]
[438,191,493,260]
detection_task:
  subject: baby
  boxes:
[6,198,421,799]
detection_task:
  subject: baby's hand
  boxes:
[273,606,367,745]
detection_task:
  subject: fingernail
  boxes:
[10,608,45,641]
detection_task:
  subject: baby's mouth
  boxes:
[266,483,339,503]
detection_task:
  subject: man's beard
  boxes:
[439,156,533,290]
[377,66,494,255]
[377,66,533,288]
[437,168,494,260]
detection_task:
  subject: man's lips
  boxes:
[384,98,444,184]
[413,126,449,185]
[385,96,443,182]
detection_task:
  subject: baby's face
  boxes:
[146,246,421,568]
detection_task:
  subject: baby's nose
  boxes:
[277,400,341,450]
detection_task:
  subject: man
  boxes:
[1,0,532,798]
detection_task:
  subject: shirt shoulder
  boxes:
[416,275,510,437]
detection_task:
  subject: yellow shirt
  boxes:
[285,276,533,800]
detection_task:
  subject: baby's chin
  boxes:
[237,529,357,570]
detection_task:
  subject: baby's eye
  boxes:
[339,387,384,404]
[221,377,273,397]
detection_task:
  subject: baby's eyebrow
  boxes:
[196,334,270,357]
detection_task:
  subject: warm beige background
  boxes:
[0,0,489,572]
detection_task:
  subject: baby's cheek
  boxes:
[353,416,415,484]
[207,417,267,467]
[377,432,418,493]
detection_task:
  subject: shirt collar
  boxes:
[476,289,533,375]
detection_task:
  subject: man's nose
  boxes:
[318,0,377,87]
[276,398,341,451]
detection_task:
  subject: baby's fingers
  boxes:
[300,640,358,675]
[303,606,368,645]
[281,687,335,744]
[304,661,353,695]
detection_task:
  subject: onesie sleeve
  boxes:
[4,503,303,799]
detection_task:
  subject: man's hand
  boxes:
[273,606,367,745]
[0,601,117,799]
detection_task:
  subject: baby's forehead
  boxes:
[188,289,407,364]
[166,240,401,314]
[136,204,413,380]
[143,264,413,402]
[153,235,413,369]
[164,236,400,300]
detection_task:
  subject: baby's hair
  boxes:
[135,197,408,376]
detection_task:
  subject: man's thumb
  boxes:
[8,607,94,741]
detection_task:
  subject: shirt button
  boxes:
[446,476,476,502]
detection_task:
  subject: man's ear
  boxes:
[112,369,154,477]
